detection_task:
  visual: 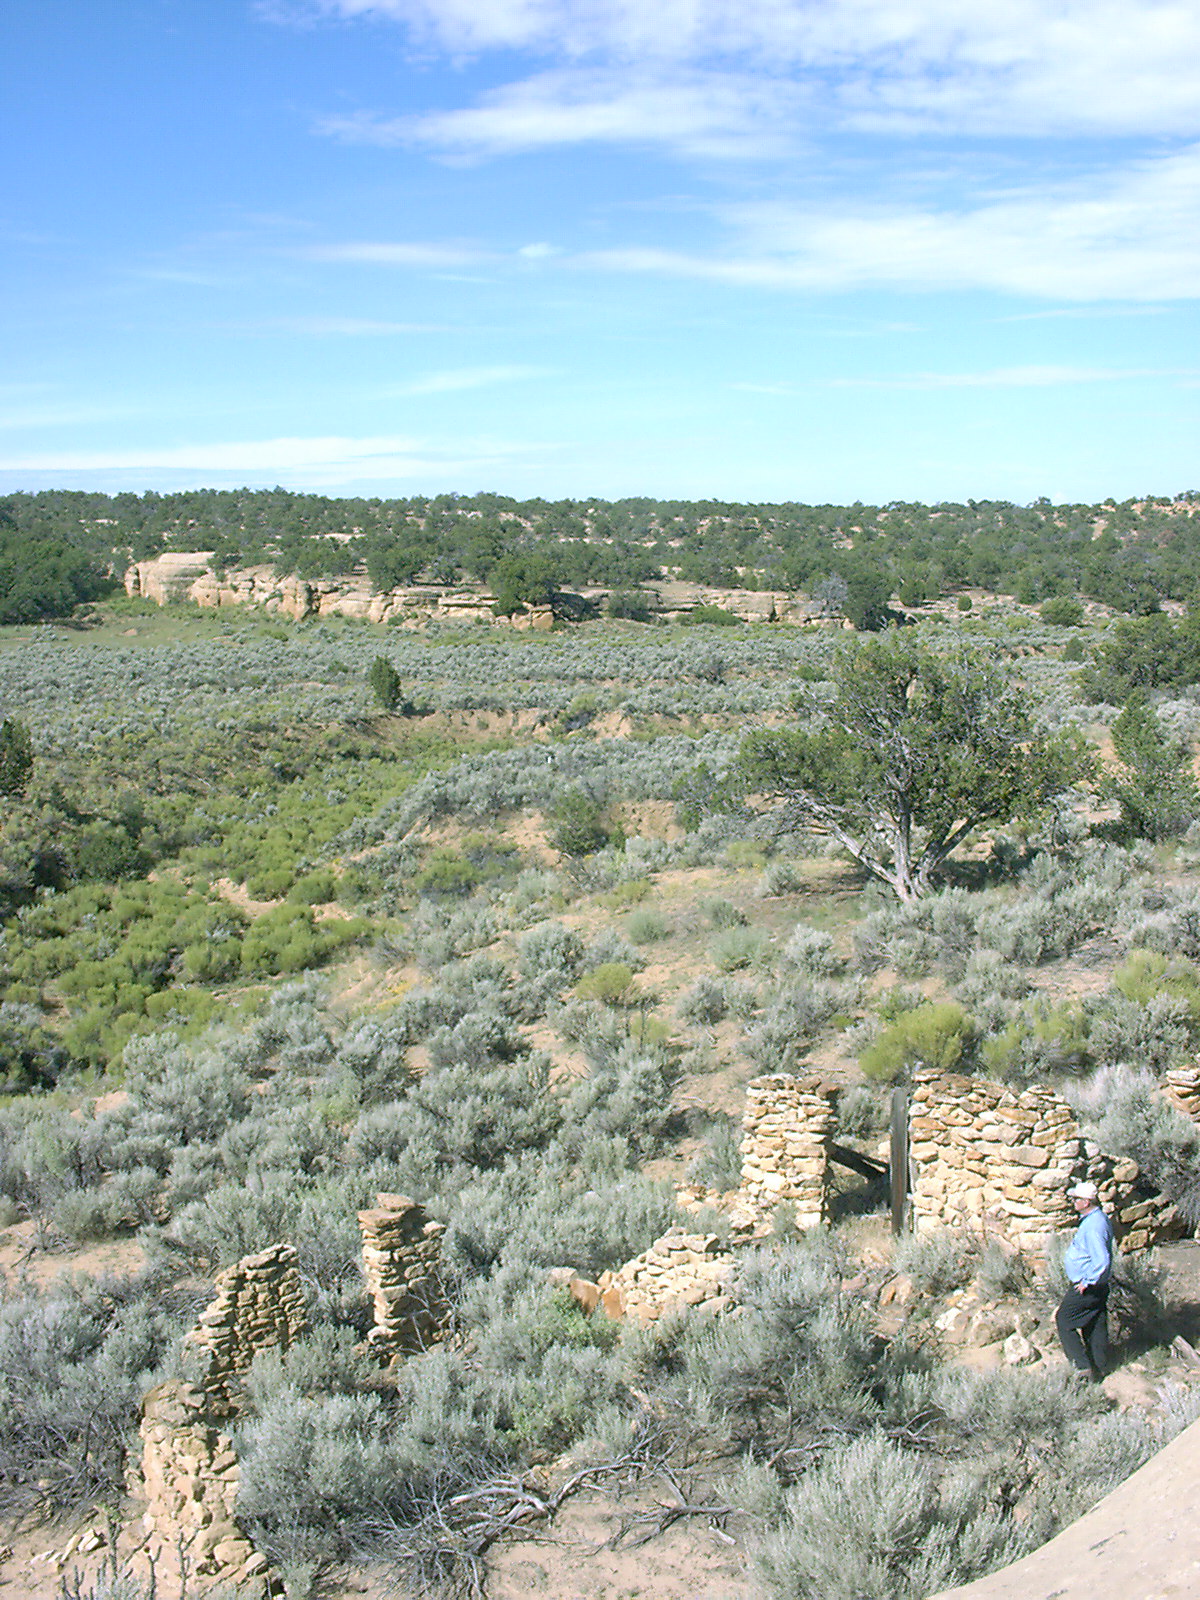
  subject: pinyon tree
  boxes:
[740,636,1089,901]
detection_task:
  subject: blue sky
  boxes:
[2,0,1198,504]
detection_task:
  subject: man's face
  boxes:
[1072,1195,1093,1215]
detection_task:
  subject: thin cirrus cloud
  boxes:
[829,365,1199,390]
[0,433,526,479]
[577,145,1200,301]
[305,0,1200,141]
[386,365,552,395]
[320,70,805,160]
[273,316,453,334]
[306,241,490,266]
[0,433,550,495]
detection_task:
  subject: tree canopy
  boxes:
[739,637,1090,900]
[1107,693,1200,841]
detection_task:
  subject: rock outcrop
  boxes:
[124,555,819,628]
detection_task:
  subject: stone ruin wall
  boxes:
[137,1382,268,1593]
[136,1244,306,1595]
[1162,1065,1200,1127]
[134,1211,455,1595]
[738,1072,838,1227]
[358,1193,452,1357]
[181,1243,308,1408]
[909,1067,1184,1254]
[595,1228,734,1324]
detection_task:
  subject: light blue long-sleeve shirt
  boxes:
[1062,1206,1113,1288]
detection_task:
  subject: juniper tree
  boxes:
[1107,692,1200,841]
[0,719,32,798]
[366,655,403,713]
[740,636,1088,901]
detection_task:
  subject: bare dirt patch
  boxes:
[0,1220,145,1294]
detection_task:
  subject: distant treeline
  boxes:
[3,487,1200,621]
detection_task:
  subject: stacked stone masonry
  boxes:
[739,1072,838,1227]
[358,1192,451,1357]
[909,1068,1184,1255]
[137,1243,306,1596]
[596,1228,734,1323]
[1162,1065,1200,1126]
[137,1382,270,1596]
[182,1243,307,1409]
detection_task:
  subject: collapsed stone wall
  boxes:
[738,1072,838,1227]
[358,1193,451,1358]
[137,1244,305,1595]
[594,1229,734,1324]
[137,1383,268,1594]
[182,1243,307,1409]
[1162,1065,1200,1126]
[909,1068,1184,1254]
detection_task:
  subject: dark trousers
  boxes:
[1056,1283,1110,1376]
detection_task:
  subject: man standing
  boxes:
[1055,1179,1114,1380]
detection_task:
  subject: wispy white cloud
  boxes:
[256,316,452,334]
[0,432,537,488]
[387,364,552,394]
[306,240,489,266]
[0,403,143,431]
[830,365,1199,389]
[730,381,797,395]
[575,145,1200,300]
[307,0,1200,140]
[321,69,804,159]
[994,306,1170,322]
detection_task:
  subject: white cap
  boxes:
[1067,1181,1099,1200]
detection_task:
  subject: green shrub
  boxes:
[287,868,339,905]
[1112,948,1200,1023]
[575,963,635,1004]
[893,1228,977,1297]
[1040,596,1085,626]
[980,1000,1090,1082]
[685,604,743,626]
[711,925,771,972]
[626,908,670,945]
[860,1001,975,1083]
[601,878,652,908]
[549,790,620,857]
[367,655,403,711]
[703,896,747,929]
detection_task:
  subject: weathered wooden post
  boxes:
[890,1084,910,1235]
